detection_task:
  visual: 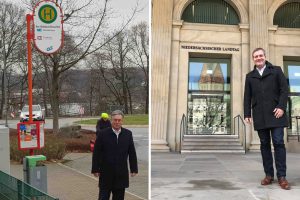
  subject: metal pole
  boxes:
[233,117,235,135]
[297,117,299,142]
[26,14,34,156]
[3,63,8,127]
[238,118,240,138]
[1,38,8,127]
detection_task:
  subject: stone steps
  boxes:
[181,134,245,154]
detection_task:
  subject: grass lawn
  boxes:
[75,114,148,125]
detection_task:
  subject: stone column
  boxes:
[268,25,278,63]
[239,24,251,149]
[151,0,173,151]
[248,0,269,151]
[249,0,269,55]
[167,20,183,151]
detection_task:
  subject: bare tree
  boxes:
[85,64,106,116]
[92,53,124,108]
[33,54,53,117]
[100,31,135,114]
[0,1,26,122]
[129,21,149,113]
[16,47,29,110]
[20,0,139,133]
[67,49,146,116]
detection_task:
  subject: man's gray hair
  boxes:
[111,110,124,118]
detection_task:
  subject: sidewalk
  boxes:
[63,153,148,199]
[10,153,147,200]
[152,152,300,200]
[11,162,100,200]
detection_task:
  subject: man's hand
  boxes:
[130,173,137,177]
[93,173,100,177]
[273,108,284,118]
[245,117,252,124]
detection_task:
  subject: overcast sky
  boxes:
[6,0,149,26]
[110,0,149,24]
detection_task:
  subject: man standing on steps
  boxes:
[92,110,138,200]
[244,47,290,190]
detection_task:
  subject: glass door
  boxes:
[188,58,231,135]
[284,61,300,135]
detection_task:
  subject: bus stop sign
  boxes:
[33,0,63,54]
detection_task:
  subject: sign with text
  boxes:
[181,45,240,52]
[17,121,45,150]
[33,0,63,54]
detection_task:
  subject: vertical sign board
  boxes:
[33,0,63,54]
[17,121,45,150]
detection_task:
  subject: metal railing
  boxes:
[178,114,187,152]
[233,115,247,154]
[0,170,59,200]
[287,116,300,142]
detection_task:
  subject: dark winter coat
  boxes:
[244,61,289,130]
[96,118,111,133]
[91,127,138,190]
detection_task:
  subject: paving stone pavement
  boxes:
[11,163,100,200]
[152,152,300,200]
[62,153,148,199]
[7,124,148,200]
[10,153,148,200]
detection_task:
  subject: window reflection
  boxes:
[286,65,300,93]
[189,62,230,91]
[188,58,231,135]
[284,61,300,135]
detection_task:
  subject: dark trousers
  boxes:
[98,188,125,200]
[257,127,287,179]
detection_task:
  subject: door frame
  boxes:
[187,57,232,135]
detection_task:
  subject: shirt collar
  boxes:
[112,127,121,135]
[256,64,266,76]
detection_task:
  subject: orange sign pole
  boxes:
[26,14,34,156]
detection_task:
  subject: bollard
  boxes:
[0,125,10,173]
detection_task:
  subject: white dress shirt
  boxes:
[256,65,266,76]
[112,128,121,139]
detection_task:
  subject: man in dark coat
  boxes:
[92,110,138,200]
[244,47,290,190]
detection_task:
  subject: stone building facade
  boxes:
[151,0,300,152]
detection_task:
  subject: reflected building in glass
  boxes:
[188,63,228,135]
